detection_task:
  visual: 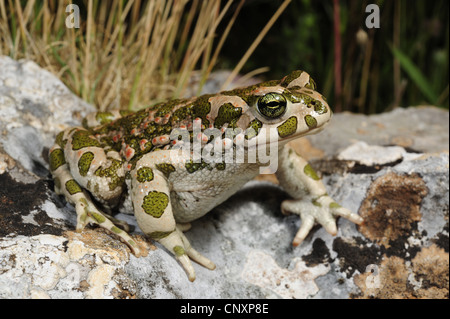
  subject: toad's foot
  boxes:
[159,226,216,282]
[281,195,363,246]
[74,198,143,256]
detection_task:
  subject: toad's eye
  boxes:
[257,93,287,119]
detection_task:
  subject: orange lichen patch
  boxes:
[65,229,153,259]
[356,128,368,135]
[0,152,16,172]
[354,244,449,299]
[358,172,428,246]
[390,136,414,149]
[411,245,449,298]
[354,255,412,299]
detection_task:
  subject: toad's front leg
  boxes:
[130,154,215,282]
[49,128,141,255]
[276,144,363,246]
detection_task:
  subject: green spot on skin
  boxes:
[185,159,213,174]
[173,245,186,257]
[214,103,242,128]
[136,167,154,183]
[55,131,67,148]
[305,77,317,90]
[71,130,101,150]
[245,119,262,139]
[80,212,88,223]
[314,101,328,114]
[155,163,176,178]
[304,164,320,181]
[49,148,66,171]
[111,226,122,234]
[95,111,115,125]
[280,70,304,87]
[215,162,226,170]
[192,94,213,125]
[90,212,106,223]
[312,198,322,207]
[277,116,298,138]
[128,240,137,247]
[329,202,342,209]
[142,191,169,218]
[95,158,125,191]
[304,115,317,128]
[283,91,302,104]
[285,91,324,107]
[65,179,83,195]
[185,161,200,174]
[147,230,174,240]
[78,152,95,177]
[82,118,89,129]
[285,92,325,114]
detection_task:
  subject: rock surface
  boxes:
[0,56,448,299]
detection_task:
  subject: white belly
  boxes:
[170,162,260,222]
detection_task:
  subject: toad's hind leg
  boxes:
[49,128,142,255]
[129,153,215,281]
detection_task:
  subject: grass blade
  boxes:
[391,46,438,105]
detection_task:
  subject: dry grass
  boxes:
[0,0,291,111]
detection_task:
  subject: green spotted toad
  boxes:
[49,70,363,281]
